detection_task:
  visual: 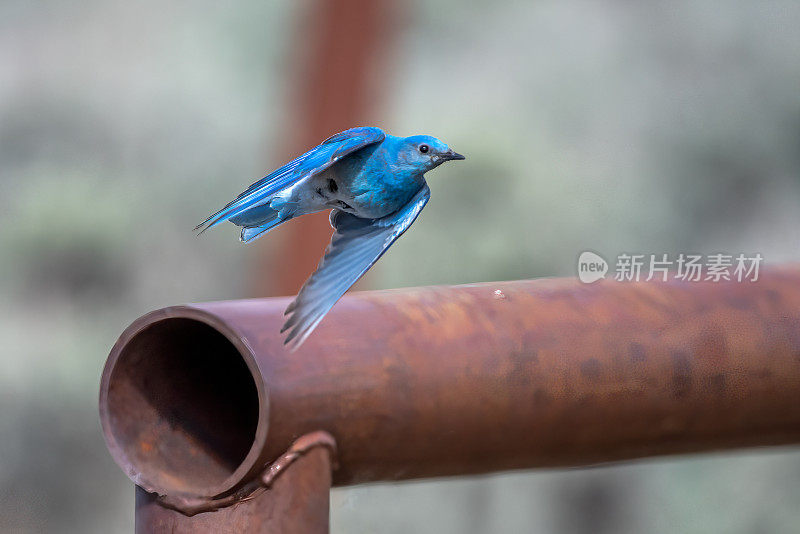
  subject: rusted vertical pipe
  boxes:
[256,0,400,297]
[134,445,332,534]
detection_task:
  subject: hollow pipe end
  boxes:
[99,306,270,499]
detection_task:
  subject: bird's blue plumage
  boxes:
[196,126,464,349]
[194,127,385,234]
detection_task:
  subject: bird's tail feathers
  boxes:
[240,216,290,243]
[194,193,282,236]
[194,201,256,235]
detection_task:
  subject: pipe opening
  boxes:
[105,317,260,496]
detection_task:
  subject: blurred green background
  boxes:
[2,0,800,532]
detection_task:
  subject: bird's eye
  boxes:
[418,144,429,154]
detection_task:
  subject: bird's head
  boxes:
[395,135,465,173]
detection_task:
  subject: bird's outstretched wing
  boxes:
[282,184,431,349]
[194,126,385,234]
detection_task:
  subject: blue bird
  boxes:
[195,127,465,349]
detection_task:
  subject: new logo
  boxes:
[577,251,608,284]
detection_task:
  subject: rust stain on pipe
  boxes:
[100,267,800,501]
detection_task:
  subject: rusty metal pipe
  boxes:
[100,267,800,501]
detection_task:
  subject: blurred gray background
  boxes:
[2,0,800,532]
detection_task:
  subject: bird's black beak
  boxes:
[442,149,466,161]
